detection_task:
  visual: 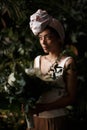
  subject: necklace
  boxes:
[44,56,58,65]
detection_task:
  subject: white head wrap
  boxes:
[29,9,65,43]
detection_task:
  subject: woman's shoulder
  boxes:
[63,56,74,63]
[59,55,75,68]
[34,55,41,60]
[34,55,41,68]
[61,56,76,70]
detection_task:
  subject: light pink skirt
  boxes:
[27,115,67,130]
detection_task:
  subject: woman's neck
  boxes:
[44,52,60,64]
[49,50,61,59]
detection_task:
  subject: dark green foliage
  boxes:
[0,0,87,129]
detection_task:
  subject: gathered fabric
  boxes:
[29,9,65,43]
[30,115,67,130]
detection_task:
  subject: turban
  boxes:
[29,9,65,43]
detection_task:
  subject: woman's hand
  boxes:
[30,103,52,115]
[21,102,53,115]
[29,103,50,115]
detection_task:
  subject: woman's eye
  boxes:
[45,35,51,39]
[38,37,42,40]
[38,35,53,40]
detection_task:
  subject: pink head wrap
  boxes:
[29,9,65,43]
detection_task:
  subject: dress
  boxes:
[31,55,72,130]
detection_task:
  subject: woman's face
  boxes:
[38,29,60,53]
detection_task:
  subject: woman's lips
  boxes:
[43,47,48,51]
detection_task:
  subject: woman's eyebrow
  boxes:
[38,33,52,37]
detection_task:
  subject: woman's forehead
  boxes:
[39,29,52,36]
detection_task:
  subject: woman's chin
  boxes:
[43,48,49,53]
[44,50,49,53]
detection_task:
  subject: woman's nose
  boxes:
[42,40,47,46]
[41,37,47,44]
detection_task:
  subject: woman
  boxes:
[29,9,77,130]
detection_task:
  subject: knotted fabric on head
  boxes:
[29,9,65,43]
